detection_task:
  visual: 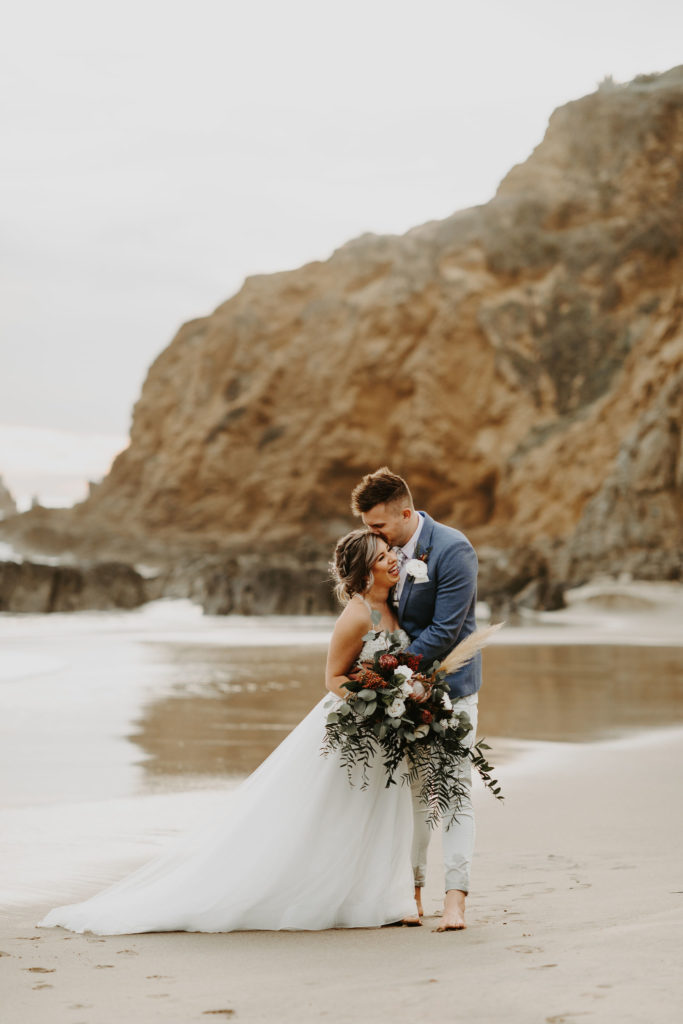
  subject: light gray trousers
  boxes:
[410,692,478,894]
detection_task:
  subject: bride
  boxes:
[38,530,420,934]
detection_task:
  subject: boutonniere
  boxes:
[415,543,431,564]
[406,543,431,583]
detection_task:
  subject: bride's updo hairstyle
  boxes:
[331,529,386,605]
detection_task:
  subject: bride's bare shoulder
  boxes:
[333,595,371,640]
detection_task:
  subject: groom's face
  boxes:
[361,502,413,547]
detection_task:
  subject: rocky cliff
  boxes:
[0,476,17,519]
[3,68,682,606]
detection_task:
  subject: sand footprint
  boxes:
[545,1014,591,1023]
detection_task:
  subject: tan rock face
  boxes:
[10,69,683,588]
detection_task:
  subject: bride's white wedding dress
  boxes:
[38,629,415,934]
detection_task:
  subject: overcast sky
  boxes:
[1,0,682,506]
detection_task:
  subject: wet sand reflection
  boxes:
[130,643,683,782]
[129,645,328,779]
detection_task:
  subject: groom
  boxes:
[351,467,481,931]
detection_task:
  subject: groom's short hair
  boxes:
[350,466,414,514]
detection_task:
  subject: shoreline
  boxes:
[2,726,682,1022]
[0,577,682,644]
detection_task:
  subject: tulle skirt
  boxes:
[38,696,416,934]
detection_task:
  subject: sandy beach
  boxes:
[2,588,683,1023]
[1,727,681,1023]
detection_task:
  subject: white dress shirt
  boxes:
[394,512,425,603]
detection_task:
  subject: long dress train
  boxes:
[38,631,415,934]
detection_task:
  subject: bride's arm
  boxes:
[325,602,370,698]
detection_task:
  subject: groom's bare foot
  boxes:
[414,886,424,918]
[435,889,467,931]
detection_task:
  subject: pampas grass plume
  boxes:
[438,623,504,676]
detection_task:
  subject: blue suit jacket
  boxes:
[397,512,481,698]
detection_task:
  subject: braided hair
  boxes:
[330,529,386,605]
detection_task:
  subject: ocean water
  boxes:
[1,599,682,907]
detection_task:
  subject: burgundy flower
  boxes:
[403,654,423,673]
[378,653,399,672]
[420,709,433,724]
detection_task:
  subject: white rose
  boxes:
[387,698,406,719]
[414,724,430,739]
[441,693,453,711]
[406,558,430,582]
[399,681,413,697]
[394,665,414,681]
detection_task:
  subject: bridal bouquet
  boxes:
[321,622,503,827]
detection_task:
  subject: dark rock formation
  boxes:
[172,556,337,616]
[0,560,148,613]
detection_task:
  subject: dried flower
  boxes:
[362,669,388,689]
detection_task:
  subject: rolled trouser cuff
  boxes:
[444,865,470,894]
